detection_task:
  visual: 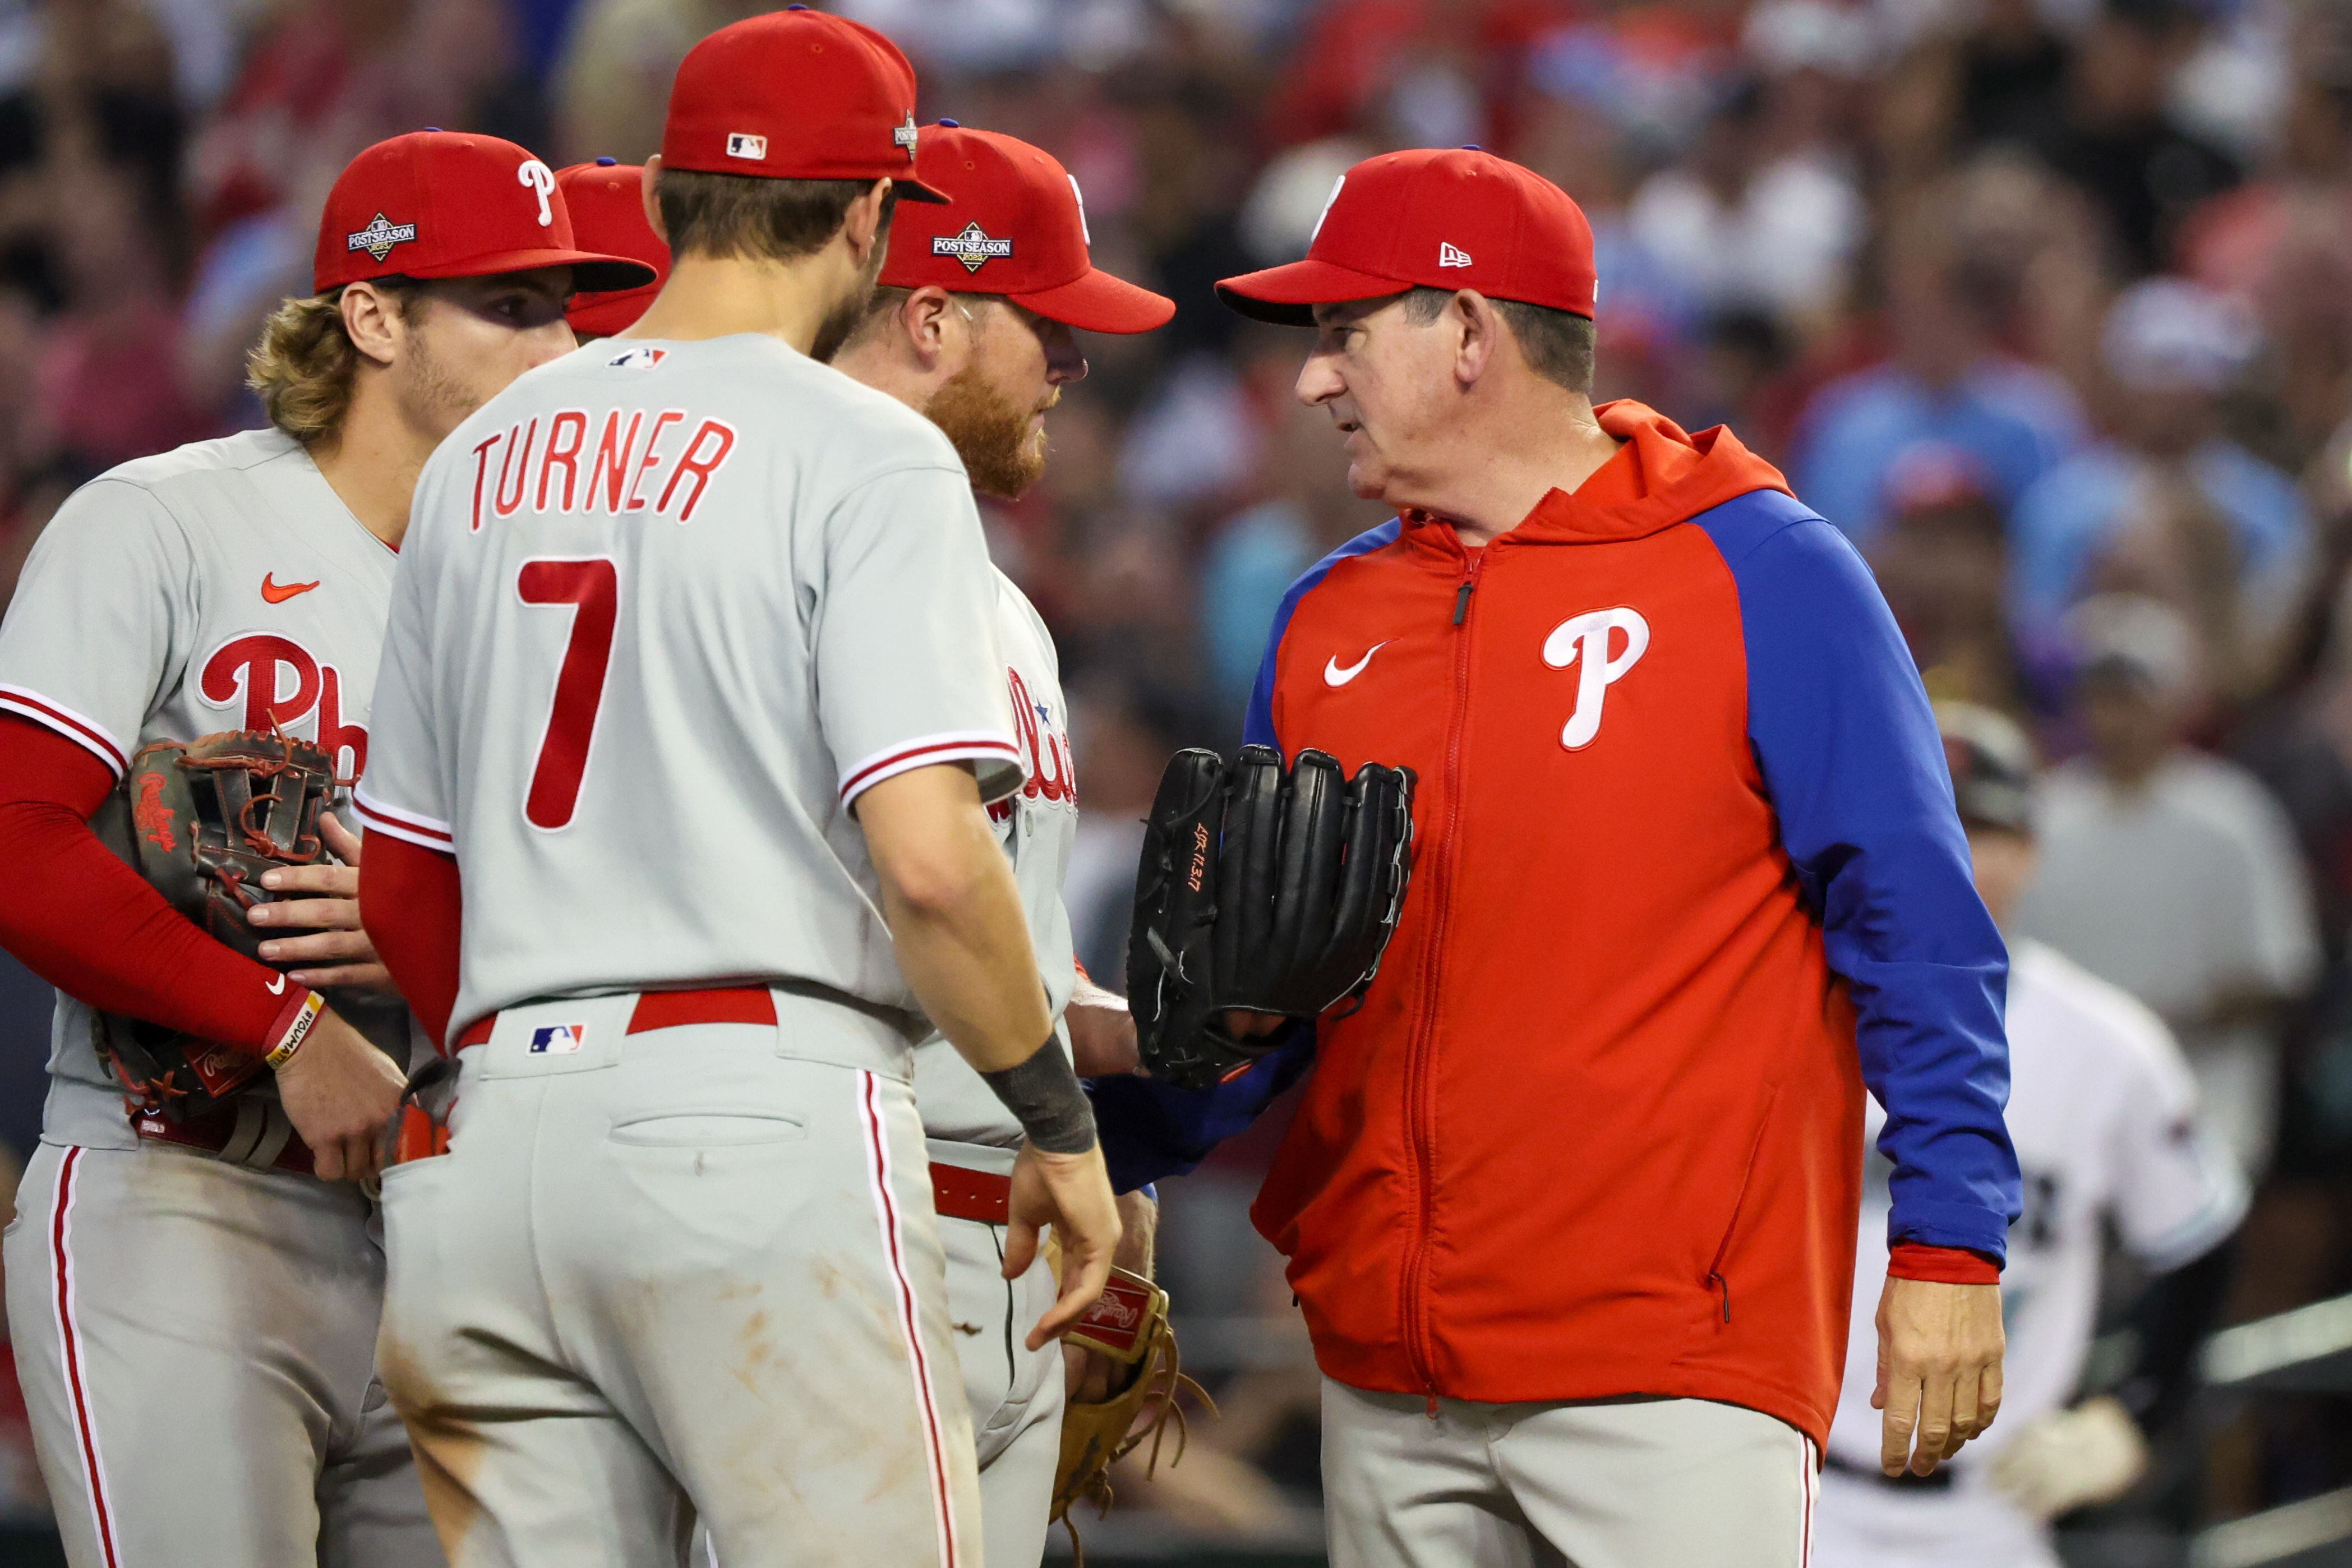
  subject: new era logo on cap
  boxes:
[347,213,418,262]
[1439,242,1473,268]
[931,222,1013,273]
[726,132,767,161]
[529,1023,587,1055]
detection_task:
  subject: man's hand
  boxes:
[1068,979,1140,1076]
[249,815,397,994]
[1006,1141,1122,1350]
[1874,1276,2004,1477]
[274,1007,405,1183]
[1068,1188,1161,1401]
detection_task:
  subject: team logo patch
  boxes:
[347,213,418,262]
[726,132,767,162]
[933,222,1013,273]
[606,345,668,370]
[894,114,920,159]
[529,1023,587,1055]
[1438,241,1473,268]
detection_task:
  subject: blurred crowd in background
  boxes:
[3,0,2352,1557]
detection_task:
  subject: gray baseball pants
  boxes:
[1321,1377,1818,1568]
[4,1138,440,1568]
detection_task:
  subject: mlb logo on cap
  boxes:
[529,1023,587,1055]
[726,133,767,162]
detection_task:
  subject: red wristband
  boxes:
[1887,1243,2001,1285]
[260,984,321,1064]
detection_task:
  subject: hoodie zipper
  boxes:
[1399,547,1487,1400]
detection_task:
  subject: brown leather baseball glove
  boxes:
[1052,1267,1214,1560]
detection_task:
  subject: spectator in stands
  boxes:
[2018,594,2321,1177]
[1792,213,2085,542]
[2010,279,2309,675]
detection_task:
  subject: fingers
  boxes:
[1002,1219,1040,1282]
[314,1136,348,1183]
[1948,1362,1982,1456]
[285,963,395,992]
[257,926,371,965]
[1979,1358,2005,1435]
[1880,1374,1920,1477]
[1910,1367,1957,1477]
[321,813,362,863]
[1029,1242,1113,1351]
[250,897,362,935]
[260,863,360,898]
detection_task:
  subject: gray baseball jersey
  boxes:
[0,427,417,1146]
[0,428,439,1567]
[356,335,1022,1043]
[912,569,1079,1149]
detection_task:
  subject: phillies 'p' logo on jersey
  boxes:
[199,635,368,779]
[1006,666,1074,806]
[1542,608,1650,750]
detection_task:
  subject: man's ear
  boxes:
[842,178,893,267]
[640,154,667,243]
[901,286,961,372]
[1451,290,1502,389]
[340,281,405,370]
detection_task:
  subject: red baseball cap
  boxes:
[313,131,657,296]
[558,160,670,336]
[661,10,948,202]
[1216,147,1597,325]
[879,123,1172,334]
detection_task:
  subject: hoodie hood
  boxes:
[1408,400,1791,549]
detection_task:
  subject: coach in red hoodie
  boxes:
[1093,148,2020,1566]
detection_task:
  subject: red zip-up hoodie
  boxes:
[1096,403,2018,1449]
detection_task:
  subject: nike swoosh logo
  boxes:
[1324,641,1391,687]
[261,574,320,604]
[265,973,286,995]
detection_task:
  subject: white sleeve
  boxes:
[351,494,453,853]
[815,465,1019,808]
[2109,1012,2249,1270]
[0,478,196,775]
[2232,780,2321,996]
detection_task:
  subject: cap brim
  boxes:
[406,247,659,293]
[1214,258,1414,325]
[895,174,951,204]
[1012,268,1175,334]
[567,284,660,338]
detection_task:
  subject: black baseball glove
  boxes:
[1127,745,1414,1089]
[87,730,344,1119]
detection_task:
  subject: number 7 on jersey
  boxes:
[517,557,617,830]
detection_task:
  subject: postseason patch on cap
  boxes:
[726,132,768,162]
[347,213,419,263]
[932,222,1013,273]
[893,114,919,160]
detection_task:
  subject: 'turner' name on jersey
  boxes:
[465,407,740,529]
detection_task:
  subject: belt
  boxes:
[454,985,779,1051]
[1823,1452,1956,1492]
[133,1101,315,1175]
[931,1163,1011,1224]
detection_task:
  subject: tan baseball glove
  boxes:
[1052,1266,1213,1557]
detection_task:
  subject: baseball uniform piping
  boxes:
[0,686,127,778]
[50,1148,124,1568]
[856,1070,960,1567]
[837,732,1020,806]
[1801,1436,1815,1565]
[352,787,456,852]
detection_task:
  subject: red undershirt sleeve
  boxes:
[0,714,311,1054]
[1886,1243,2003,1285]
[358,829,463,1051]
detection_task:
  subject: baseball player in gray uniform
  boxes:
[0,131,648,1568]
[827,122,1175,1567]
[352,16,1123,1568]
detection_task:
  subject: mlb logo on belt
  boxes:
[529,1023,587,1055]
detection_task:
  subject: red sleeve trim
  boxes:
[352,787,455,851]
[1887,1243,2002,1285]
[837,733,1021,805]
[0,686,128,776]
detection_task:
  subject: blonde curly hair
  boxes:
[245,285,418,446]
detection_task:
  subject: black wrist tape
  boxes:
[981,1039,1096,1154]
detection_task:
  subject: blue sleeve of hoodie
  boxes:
[1696,493,2022,1260]
[1088,523,1401,1191]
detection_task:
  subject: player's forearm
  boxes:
[860,765,1053,1071]
[0,717,303,1053]
[357,832,464,1047]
